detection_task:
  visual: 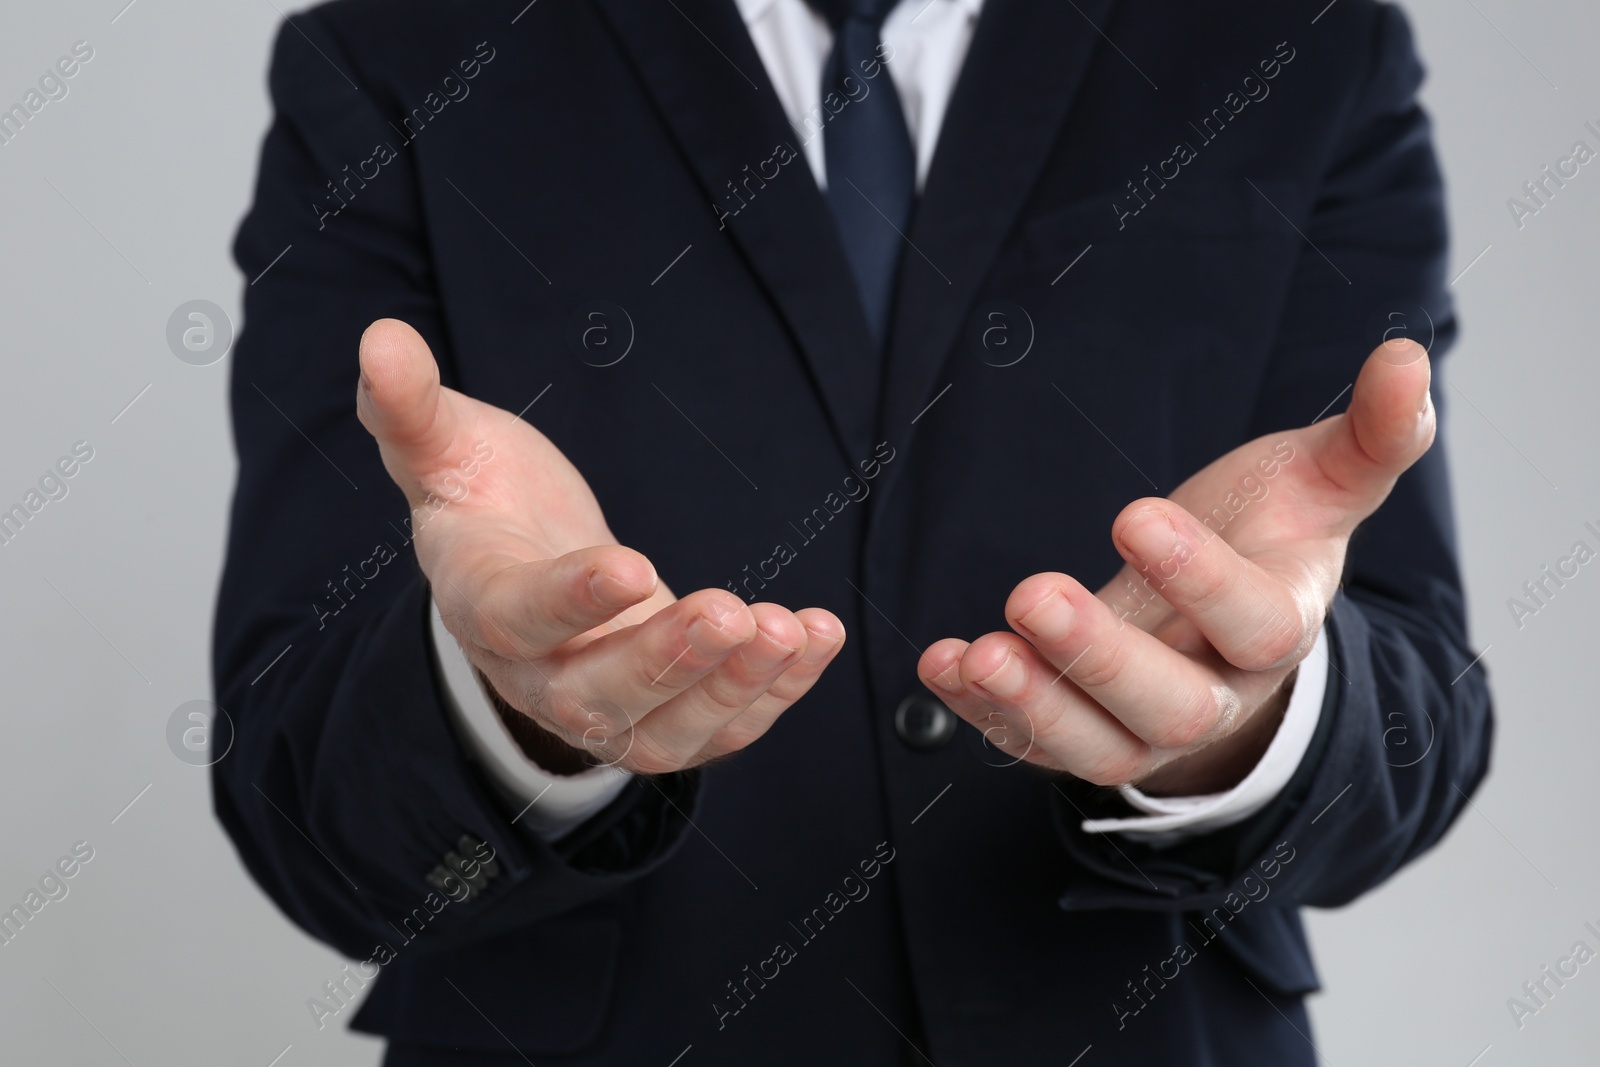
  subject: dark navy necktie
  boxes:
[807,0,916,348]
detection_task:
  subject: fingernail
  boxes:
[701,595,741,630]
[1120,511,1179,561]
[1018,590,1074,642]
[589,570,635,608]
[802,624,843,662]
[686,612,739,654]
[926,663,962,693]
[746,625,800,670]
[973,649,1024,699]
[1379,338,1425,365]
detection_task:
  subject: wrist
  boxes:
[475,668,605,776]
[1134,668,1295,796]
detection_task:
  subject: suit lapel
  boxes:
[877,0,1117,460]
[594,0,879,464]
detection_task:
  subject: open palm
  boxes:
[919,339,1436,793]
[357,319,846,774]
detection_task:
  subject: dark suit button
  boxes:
[894,693,957,751]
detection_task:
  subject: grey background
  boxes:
[0,1,1594,1064]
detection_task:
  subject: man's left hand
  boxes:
[917,338,1435,795]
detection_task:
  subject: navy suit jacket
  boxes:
[215,1,1493,1063]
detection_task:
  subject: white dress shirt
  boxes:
[430,0,1331,844]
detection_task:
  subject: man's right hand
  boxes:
[355,319,845,776]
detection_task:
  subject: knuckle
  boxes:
[546,690,628,750]
[545,595,591,637]
[1074,642,1130,690]
[696,672,759,717]
[625,731,687,776]
[638,643,697,691]
[1235,617,1304,671]
[1149,686,1229,749]
[1179,557,1233,613]
[759,669,809,706]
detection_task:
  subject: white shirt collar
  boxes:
[733,0,983,27]
[732,0,783,22]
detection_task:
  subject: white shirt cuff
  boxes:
[428,602,633,841]
[1080,624,1330,847]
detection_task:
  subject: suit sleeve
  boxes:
[428,603,636,840]
[211,12,698,961]
[1052,2,1494,911]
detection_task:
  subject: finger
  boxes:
[1006,571,1257,750]
[621,602,805,771]
[923,634,1148,778]
[918,638,1033,761]
[451,545,660,659]
[541,588,757,741]
[1094,559,1178,637]
[1109,501,1317,672]
[918,638,972,707]
[1307,338,1435,517]
[698,608,846,760]
[355,318,461,503]
[614,603,828,770]
[955,631,1154,784]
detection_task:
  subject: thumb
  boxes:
[356,318,459,502]
[1311,337,1436,512]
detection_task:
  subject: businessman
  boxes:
[215,0,1493,1063]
